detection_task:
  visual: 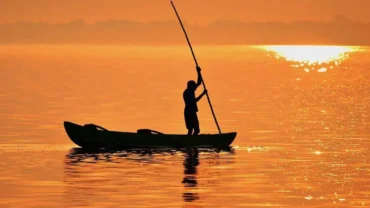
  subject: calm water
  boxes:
[0,45,369,207]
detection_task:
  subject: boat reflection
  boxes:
[65,147,233,165]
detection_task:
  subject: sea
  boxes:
[0,44,369,207]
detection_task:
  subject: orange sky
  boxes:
[1,0,370,24]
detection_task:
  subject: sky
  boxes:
[1,0,370,23]
[1,0,370,45]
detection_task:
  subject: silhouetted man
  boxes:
[183,66,207,135]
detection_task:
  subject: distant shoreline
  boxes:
[1,18,370,46]
[0,43,369,47]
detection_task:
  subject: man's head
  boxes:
[187,80,196,90]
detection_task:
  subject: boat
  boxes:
[64,121,237,149]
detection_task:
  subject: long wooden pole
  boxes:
[170,1,222,134]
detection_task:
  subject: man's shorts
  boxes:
[184,111,200,131]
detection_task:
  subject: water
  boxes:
[0,45,369,207]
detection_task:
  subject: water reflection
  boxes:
[64,147,234,206]
[182,149,200,202]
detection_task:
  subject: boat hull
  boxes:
[64,121,236,149]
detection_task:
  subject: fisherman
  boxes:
[183,66,207,135]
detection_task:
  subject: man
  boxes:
[183,66,207,135]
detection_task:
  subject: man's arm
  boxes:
[195,66,202,89]
[195,89,207,102]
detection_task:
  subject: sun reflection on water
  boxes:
[259,45,359,72]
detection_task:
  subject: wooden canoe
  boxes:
[64,121,236,149]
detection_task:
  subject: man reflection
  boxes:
[182,148,200,202]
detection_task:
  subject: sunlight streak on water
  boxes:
[258,45,361,72]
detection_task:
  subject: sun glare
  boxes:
[259,45,359,72]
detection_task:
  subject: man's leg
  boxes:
[193,113,200,135]
[193,127,200,135]
[187,128,193,135]
[185,111,193,135]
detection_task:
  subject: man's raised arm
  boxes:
[195,66,202,89]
